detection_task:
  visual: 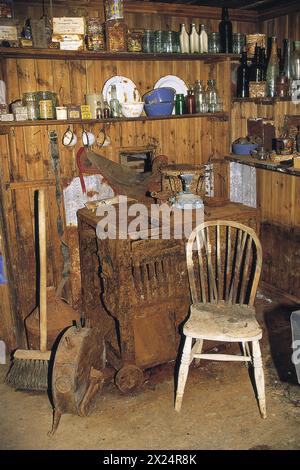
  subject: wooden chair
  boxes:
[175,220,266,418]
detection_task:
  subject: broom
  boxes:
[5,189,51,390]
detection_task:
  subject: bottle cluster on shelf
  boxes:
[0,88,120,122]
[175,80,223,115]
[236,36,300,99]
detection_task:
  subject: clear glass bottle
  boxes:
[292,40,300,80]
[142,30,155,53]
[206,79,219,112]
[199,24,208,53]
[266,36,279,97]
[232,33,245,55]
[194,80,206,113]
[154,30,163,53]
[179,24,189,53]
[189,24,199,54]
[109,84,120,118]
[165,31,173,53]
[208,32,220,54]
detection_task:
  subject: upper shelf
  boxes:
[232,97,296,105]
[0,47,240,62]
[0,112,229,128]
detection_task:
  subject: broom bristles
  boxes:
[5,358,49,391]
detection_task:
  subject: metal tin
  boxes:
[104,0,124,21]
[36,91,56,119]
[127,30,143,52]
[67,104,81,120]
[246,34,266,57]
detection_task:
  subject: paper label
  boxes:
[0,25,17,40]
[53,17,85,35]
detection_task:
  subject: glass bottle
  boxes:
[175,94,185,115]
[277,47,284,73]
[259,47,267,81]
[165,31,173,54]
[219,7,232,53]
[206,79,219,112]
[179,24,189,53]
[102,100,110,119]
[109,84,120,118]
[189,23,199,54]
[194,80,206,113]
[199,24,208,53]
[142,30,154,53]
[185,87,196,114]
[266,37,279,97]
[283,39,293,81]
[208,32,220,54]
[291,40,300,80]
[96,101,103,119]
[236,51,250,98]
[249,45,261,82]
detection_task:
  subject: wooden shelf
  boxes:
[0,47,240,62]
[232,97,294,105]
[0,112,229,128]
[225,154,300,177]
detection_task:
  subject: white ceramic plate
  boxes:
[102,76,141,104]
[154,75,188,97]
[154,75,188,114]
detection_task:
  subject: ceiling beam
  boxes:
[259,0,300,20]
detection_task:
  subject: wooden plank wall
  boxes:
[230,13,300,298]
[0,2,259,348]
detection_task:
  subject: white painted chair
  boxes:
[175,220,266,418]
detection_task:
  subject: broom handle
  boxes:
[39,189,47,353]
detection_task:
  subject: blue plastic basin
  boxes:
[144,101,174,116]
[232,143,258,155]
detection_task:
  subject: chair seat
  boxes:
[183,302,262,342]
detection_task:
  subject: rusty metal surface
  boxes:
[77,201,258,394]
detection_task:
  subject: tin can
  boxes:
[246,34,266,57]
[104,0,124,21]
[36,91,56,119]
[127,30,143,52]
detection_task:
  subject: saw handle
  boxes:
[38,189,47,353]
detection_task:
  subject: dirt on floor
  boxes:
[1,291,300,450]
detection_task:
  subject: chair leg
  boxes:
[241,341,249,368]
[193,339,203,367]
[175,336,192,412]
[252,340,267,419]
